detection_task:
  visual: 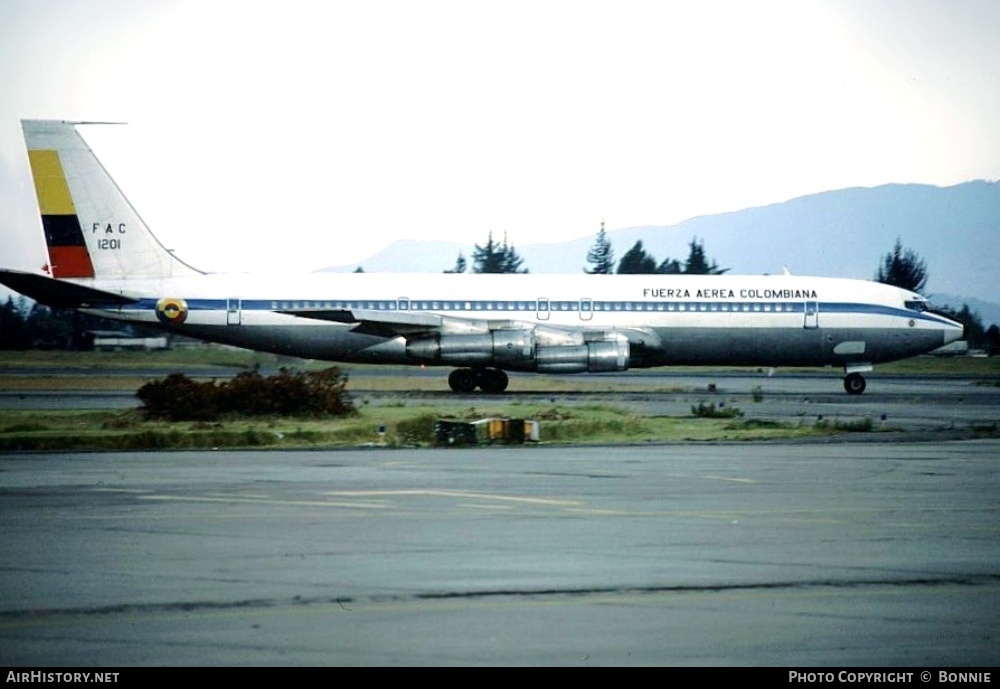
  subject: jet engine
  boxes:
[536,339,629,373]
[406,330,535,366]
[406,329,629,373]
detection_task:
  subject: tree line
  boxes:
[444,231,527,274]
[441,223,726,276]
[0,296,163,351]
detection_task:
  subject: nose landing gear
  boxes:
[843,372,867,395]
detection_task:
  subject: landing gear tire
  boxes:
[477,368,509,394]
[448,368,478,393]
[843,373,867,395]
[447,367,509,393]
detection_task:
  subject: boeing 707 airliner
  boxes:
[0,120,963,394]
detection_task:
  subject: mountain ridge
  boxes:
[323,181,999,324]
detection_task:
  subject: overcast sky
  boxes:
[1,0,997,274]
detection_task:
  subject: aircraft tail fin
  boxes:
[21,120,202,280]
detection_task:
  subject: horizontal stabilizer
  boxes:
[0,269,136,309]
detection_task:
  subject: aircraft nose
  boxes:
[942,318,964,345]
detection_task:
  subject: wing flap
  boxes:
[279,307,444,337]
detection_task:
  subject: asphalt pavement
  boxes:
[1,438,998,666]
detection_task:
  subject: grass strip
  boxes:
[0,403,836,452]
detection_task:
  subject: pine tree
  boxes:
[499,234,527,273]
[584,221,615,274]
[876,238,928,293]
[616,240,658,274]
[473,232,527,273]
[682,238,727,274]
[985,324,1000,356]
[444,252,467,273]
[0,297,28,349]
[472,232,504,273]
[657,258,682,274]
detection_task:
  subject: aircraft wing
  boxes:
[279,307,445,337]
[0,269,137,308]
[282,306,663,357]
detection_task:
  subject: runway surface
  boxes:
[1,438,998,666]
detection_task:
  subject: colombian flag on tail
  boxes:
[27,149,95,278]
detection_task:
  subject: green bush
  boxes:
[834,417,874,432]
[725,419,785,430]
[691,401,743,419]
[136,372,219,421]
[137,367,355,421]
[395,413,438,445]
[813,416,874,432]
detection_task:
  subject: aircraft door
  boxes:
[579,298,593,321]
[803,299,819,329]
[537,298,550,321]
[227,298,242,326]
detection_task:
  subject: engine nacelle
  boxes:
[536,338,630,373]
[407,329,629,373]
[406,330,535,366]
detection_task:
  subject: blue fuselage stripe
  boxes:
[129,297,950,325]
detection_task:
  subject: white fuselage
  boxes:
[77,271,962,372]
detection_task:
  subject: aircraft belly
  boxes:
[178,324,404,363]
[646,323,947,369]
[827,327,948,364]
[647,326,824,367]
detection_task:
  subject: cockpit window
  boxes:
[904,300,928,312]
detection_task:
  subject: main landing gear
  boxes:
[843,372,867,395]
[448,367,509,393]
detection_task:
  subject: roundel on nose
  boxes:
[155,297,188,325]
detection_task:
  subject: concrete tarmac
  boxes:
[1,439,998,666]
